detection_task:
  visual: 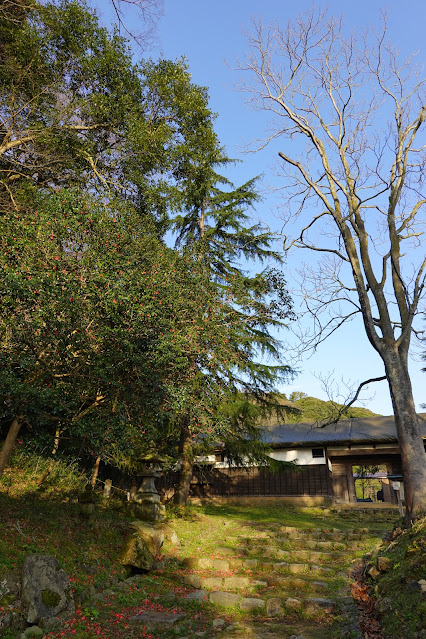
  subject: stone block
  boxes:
[215,546,235,556]
[310,565,332,576]
[184,590,208,601]
[182,574,202,589]
[289,578,310,589]
[240,597,265,611]
[212,559,229,571]
[304,597,336,613]
[292,551,310,561]
[375,596,392,615]
[285,597,302,610]
[129,611,185,626]
[21,627,44,638]
[312,581,328,590]
[201,577,223,590]
[212,618,226,628]
[222,576,250,590]
[121,536,156,572]
[209,591,240,608]
[160,524,180,546]
[266,597,284,617]
[289,563,309,574]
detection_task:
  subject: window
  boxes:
[312,447,325,459]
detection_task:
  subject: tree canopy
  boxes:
[0,0,295,494]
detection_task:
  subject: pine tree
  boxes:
[170,152,294,504]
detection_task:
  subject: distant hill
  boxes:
[258,393,379,426]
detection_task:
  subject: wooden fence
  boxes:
[158,464,332,499]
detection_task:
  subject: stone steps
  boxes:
[277,531,368,541]
[242,546,350,563]
[180,563,334,588]
[178,555,343,606]
[278,537,375,550]
[183,555,339,577]
[170,521,380,630]
[268,575,331,592]
[240,533,377,548]
[179,588,337,618]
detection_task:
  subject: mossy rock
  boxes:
[0,593,17,606]
[121,535,156,572]
[21,555,75,624]
[41,589,61,608]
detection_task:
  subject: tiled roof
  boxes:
[261,413,426,447]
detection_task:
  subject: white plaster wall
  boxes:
[195,455,216,463]
[212,448,327,468]
[269,449,326,465]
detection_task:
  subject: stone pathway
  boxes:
[165,520,387,638]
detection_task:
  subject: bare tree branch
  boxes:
[239,7,426,518]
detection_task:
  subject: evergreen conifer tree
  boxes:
[170,152,294,503]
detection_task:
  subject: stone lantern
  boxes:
[133,468,164,522]
[132,453,167,523]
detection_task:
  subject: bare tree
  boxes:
[108,0,164,46]
[238,9,426,520]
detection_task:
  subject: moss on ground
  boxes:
[367,517,426,639]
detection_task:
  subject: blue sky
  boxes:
[94,0,426,415]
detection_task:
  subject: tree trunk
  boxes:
[91,454,102,488]
[37,426,61,486]
[174,426,194,506]
[382,348,426,522]
[0,415,24,479]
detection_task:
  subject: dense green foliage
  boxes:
[0,0,294,486]
[1,190,212,464]
[0,0,217,228]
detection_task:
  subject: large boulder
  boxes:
[129,521,164,555]
[21,555,75,624]
[121,536,156,572]
[121,521,164,572]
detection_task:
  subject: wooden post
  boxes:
[37,427,62,486]
[392,481,404,517]
[103,479,112,498]
[346,463,357,503]
[129,478,138,502]
[381,477,392,503]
